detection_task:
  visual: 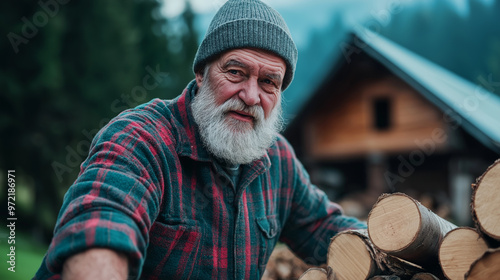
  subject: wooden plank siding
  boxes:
[305,76,449,159]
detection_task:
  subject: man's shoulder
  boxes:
[112,97,185,130]
[96,97,185,144]
[122,98,176,122]
[269,134,297,160]
[273,133,293,149]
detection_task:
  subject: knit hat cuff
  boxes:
[193,18,297,90]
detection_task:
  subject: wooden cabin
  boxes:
[284,30,500,224]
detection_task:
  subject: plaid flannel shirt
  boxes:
[34,80,365,279]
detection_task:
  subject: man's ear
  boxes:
[195,71,204,88]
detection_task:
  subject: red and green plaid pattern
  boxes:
[34,80,365,279]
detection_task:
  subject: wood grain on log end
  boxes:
[465,248,500,279]
[471,159,500,240]
[328,230,378,280]
[368,193,421,252]
[439,227,488,280]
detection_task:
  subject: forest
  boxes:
[0,0,198,243]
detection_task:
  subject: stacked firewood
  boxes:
[299,159,500,280]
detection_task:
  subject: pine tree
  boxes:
[0,0,199,242]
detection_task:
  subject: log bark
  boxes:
[438,227,488,280]
[327,229,423,280]
[367,193,457,271]
[465,248,500,279]
[471,159,500,240]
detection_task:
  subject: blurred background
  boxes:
[1,0,500,278]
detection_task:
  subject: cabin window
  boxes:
[373,97,391,130]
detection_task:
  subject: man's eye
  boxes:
[228,69,238,75]
[261,79,277,88]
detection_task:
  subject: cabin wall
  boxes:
[284,53,498,223]
[305,76,449,159]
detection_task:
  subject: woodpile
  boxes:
[297,159,500,280]
[368,193,456,271]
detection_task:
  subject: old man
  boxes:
[34,0,365,279]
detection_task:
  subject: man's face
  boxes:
[191,48,287,165]
[196,48,286,123]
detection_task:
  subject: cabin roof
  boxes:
[285,29,500,153]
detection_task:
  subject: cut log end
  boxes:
[328,230,376,280]
[368,194,421,252]
[465,248,500,279]
[472,159,500,240]
[439,227,488,280]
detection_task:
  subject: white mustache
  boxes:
[219,98,264,122]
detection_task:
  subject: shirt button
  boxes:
[227,191,234,203]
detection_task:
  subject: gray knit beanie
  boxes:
[193,0,298,90]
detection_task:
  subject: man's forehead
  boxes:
[218,48,286,73]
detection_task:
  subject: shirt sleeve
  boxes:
[278,141,367,265]
[44,109,173,278]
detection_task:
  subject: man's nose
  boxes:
[238,79,260,106]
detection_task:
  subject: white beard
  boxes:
[191,79,283,165]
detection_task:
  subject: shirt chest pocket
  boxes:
[256,215,280,275]
[141,220,201,279]
[256,215,279,239]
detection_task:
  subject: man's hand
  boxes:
[62,248,128,280]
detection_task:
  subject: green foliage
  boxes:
[0,0,198,242]
[378,0,500,93]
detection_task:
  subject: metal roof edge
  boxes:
[283,32,354,128]
[352,28,500,154]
